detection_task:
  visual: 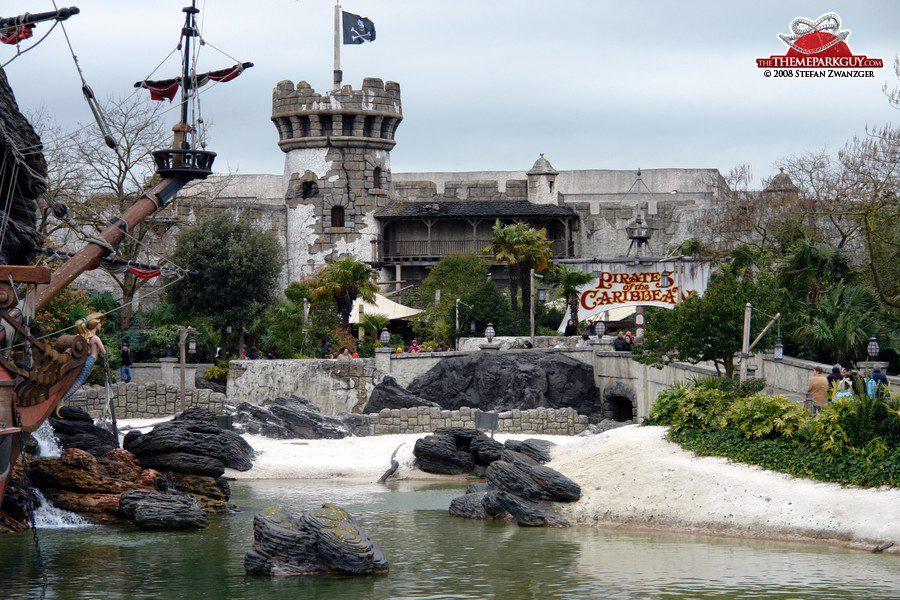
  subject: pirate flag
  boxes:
[342,10,375,44]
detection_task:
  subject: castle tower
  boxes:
[526,153,559,205]
[271,77,402,280]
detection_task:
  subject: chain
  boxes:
[13,408,48,584]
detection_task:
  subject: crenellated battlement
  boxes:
[272,78,403,152]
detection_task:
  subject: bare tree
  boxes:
[41,95,227,328]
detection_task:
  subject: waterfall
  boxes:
[33,421,62,457]
[32,489,91,529]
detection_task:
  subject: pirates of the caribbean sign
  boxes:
[576,261,711,315]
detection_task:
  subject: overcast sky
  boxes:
[5,0,899,187]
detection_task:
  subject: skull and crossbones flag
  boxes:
[342,10,376,44]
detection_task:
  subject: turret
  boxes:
[271,78,402,279]
[527,153,559,205]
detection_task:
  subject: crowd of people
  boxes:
[807,362,890,410]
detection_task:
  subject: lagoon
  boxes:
[3,479,899,600]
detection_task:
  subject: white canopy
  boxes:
[351,293,423,323]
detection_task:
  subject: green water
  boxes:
[2,479,900,599]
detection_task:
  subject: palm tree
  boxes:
[517,227,553,320]
[484,220,526,317]
[545,264,593,324]
[484,220,552,320]
[792,284,879,363]
[359,312,390,343]
[312,257,378,330]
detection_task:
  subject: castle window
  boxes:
[331,205,345,228]
[373,167,383,190]
[302,181,318,199]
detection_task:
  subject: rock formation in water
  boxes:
[123,407,254,512]
[49,406,119,457]
[118,489,209,529]
[27,447,165,522]
[413,427,581,526]
[245,504,389,576]
[234,395,369,439]
[364,352,600,417]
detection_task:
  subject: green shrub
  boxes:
[204,363,229,384]
[689,375,766,399]
[725,394,810,439]
[646,385,729,431]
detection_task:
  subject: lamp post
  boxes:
[380,327,391,346]
[865,335,879,377]
[530,268,545,346]
[485,323,495,344]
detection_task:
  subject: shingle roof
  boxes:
[375,200,577,219]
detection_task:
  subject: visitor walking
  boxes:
[336,347,351,362]
[564,319,578,337]
[120,343,133,384]
[613,331,628,351]
[806,365,828,409]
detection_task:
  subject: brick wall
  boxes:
[65,383,226,419]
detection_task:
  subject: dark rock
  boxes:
[466,481,491,494]
[413,433,475,475]
[498,448,541,470]
[136,451,225,477]
[529,465,581,502]
[486,460,554,502]
[118,489,209,529]
[234,396,352,440]
[494,491,568,527]
[504,438,555,463]
[362,375,438,413]
[449,490,494,519]
[244,504,388,576]
[470,437,504,465]
[338,413,372,437]
[376,352,601,417]
[123,414,254,472]
[48,407,118,457]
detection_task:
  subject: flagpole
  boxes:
[333,3,342,89]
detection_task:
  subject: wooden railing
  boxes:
[377,239,573,262]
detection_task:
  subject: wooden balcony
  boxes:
[375,238,574,263]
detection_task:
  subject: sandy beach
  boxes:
[125,419,900,551]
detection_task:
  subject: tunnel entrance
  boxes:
[601,382,636,422]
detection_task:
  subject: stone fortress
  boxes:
[65,75,791,301]
[190,75,755,293]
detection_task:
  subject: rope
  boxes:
[13,409,49,584]
[0,19,60,69]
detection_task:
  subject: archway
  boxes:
[601,382,636,422]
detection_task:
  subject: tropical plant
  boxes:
[483,220,551,320]
[545,264,593,324]
[359,312,390,343]
[792,284,880,363]
[311,257,378,330]
[724,394,810,439]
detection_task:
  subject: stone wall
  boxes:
[228,358,383,415]
[66,383,226,419]
[351,406,588,436]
